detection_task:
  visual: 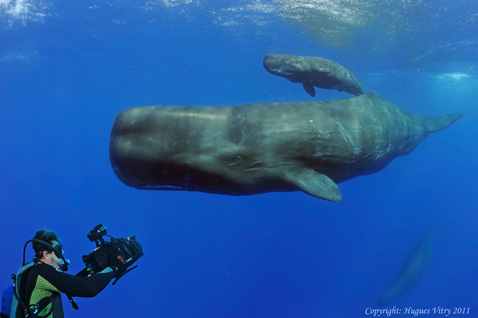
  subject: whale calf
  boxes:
[109,92,462,202]
[263,53,364,97]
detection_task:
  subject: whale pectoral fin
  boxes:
[284,168,342,202]
[302,82,316,97]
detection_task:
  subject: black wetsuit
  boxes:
[21,263,113,318]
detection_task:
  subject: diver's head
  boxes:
[32,229,68,270]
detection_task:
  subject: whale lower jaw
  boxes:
[130,167,343,203]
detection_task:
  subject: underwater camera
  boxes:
[77,224,144,283]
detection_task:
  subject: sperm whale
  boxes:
[110,92,462,201]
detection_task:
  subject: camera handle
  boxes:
[112,265,139,285]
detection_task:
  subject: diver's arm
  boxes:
[34,264,114,297]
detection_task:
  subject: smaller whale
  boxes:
[263,53,364,97]
[378,232,434,305]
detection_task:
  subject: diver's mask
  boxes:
[28,239,70,271]
[52,243,70,271]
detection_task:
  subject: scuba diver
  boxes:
[10,227,143,318]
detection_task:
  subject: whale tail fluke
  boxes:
[425,113,463,134]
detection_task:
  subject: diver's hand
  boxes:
[108,248,127,276]
[108,236,144,280]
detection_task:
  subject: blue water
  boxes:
[1,1,477,317]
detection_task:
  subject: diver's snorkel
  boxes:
[23,239,70,271]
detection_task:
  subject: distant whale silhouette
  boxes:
[263,53,364,97]
[109,92,462,202]
[379,232,434,305]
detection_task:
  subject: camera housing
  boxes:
[77,224,143,278]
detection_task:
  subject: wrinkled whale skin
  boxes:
[110,92,462,202]
[263,53,364,97]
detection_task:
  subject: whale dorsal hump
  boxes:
[284,168,342,202]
